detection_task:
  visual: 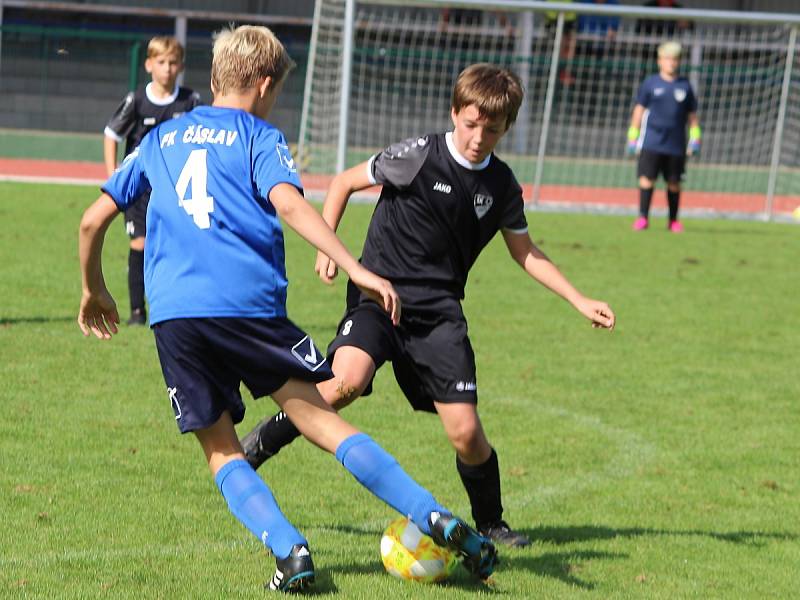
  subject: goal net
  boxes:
[297,0,800,217]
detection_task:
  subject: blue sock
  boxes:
[335,433,447,536]
[214,459,306,559]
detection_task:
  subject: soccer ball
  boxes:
[380,516,458,583]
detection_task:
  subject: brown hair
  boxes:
[451,63,524,130]
[211,25,295,96]
[146,36,184,62]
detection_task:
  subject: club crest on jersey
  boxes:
[473,193,493,218]
[674,88,687,102]
[291,335,327,371]
[276,143,297,173]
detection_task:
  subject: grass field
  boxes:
[1,181,799,598]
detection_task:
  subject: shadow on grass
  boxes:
[0,316,75,325]
[322,524,625,590]
[501,550,626,590]
[524,524,797,547]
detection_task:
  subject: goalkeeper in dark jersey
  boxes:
[241,63,616,548]
[103,36,201,325]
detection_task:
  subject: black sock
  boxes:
[253,411,301,457]
[128,249,145,312]
[456,448,503,529]
[667,189,680,221]
[639,187,654,218]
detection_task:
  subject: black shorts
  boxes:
[637,149,686,183]
[153,317,333,433]
[124,193,149,239]
[328,299,477,414]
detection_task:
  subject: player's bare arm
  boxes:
[315,160,374,283]
[103,137,118,177]
[502,229,615,330]
[78,193,121,339]
[270,182,401,324]
[629,104,645,130]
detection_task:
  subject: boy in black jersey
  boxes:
[241,63,616,547]
[103,36,201,325]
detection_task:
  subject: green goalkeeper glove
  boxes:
[687,125,702,156]
[626,126,640,156]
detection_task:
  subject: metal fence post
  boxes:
[174,15,187,87]
[513,11,534,156]
[336,0,356,174]
[532,10,563,206]
[765,25,796,221]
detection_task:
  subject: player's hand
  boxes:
[574,296,615,330]
[78,289,120,339]
[625,140,638,156]
[687,139,701,157]
[315,250,339,284]
[349,267,402,325]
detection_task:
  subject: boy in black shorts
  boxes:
[103,36,201,324]
[242,63,616,548]
[627,41,701,233]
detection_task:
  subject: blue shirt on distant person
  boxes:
[577,0,620,35]
[636,74,698,156]
[102,105,302,324]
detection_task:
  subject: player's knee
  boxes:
[319,376,361,409]
[446,420,483,455]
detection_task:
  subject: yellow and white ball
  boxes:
[380,517,458,583]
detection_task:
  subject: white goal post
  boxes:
[297,0,800,219]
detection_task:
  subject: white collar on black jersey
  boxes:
[445,131,492,171]
[145,82,180,106]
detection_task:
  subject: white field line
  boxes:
[497,399,658,512]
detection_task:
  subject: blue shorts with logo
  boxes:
[153,317,333,433]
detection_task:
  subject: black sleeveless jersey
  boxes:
[360,132,528,304]
[104,84,202,155]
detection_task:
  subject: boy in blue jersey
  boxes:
[627,41,701,233]
[78,25,496,592]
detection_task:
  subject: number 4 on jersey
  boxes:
[175,149,214,229]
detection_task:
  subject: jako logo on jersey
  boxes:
[433,181,452,194]
[143,117,156,126]
[276,143,297,173]
[654,87,665,96]
[455,381,477,392]
[674,88,687,102]
[474,194,493,218]
[291,335,327,371]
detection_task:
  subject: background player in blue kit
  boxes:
[242,63,617,549]
[103,36,201,325]
[627,41,701,233]
[79,25,496,592]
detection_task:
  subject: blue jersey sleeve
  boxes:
[252,127,302,200]
[687,85,698,113]
[636,79,651,107]
[101,141,151,211]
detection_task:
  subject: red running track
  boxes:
[2,157,797,215]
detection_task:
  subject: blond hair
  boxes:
[451,64,524,131]
[658,41,682,58]
[146,36,184,62]
[211,25,295,96]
